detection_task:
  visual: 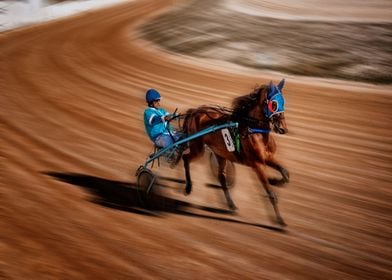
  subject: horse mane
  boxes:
[182,84,268,134]
[231,84,267,117]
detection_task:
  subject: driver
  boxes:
[143,88,181,149]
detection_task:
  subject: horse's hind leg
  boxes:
[182,142,204,195]
[216,155,237,210]
[254,163,286,226]
[183,153,192,195]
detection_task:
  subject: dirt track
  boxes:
[1,0,391,279]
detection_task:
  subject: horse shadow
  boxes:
[43,171,285,232]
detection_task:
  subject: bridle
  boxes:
[177,89,286,135]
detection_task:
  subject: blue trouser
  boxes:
[154,131,182,148]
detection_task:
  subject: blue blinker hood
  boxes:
[264,79,285,118]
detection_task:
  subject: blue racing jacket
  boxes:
[144,107,171,141]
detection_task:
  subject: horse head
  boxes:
[232,79,288,134]
[265,79,288,134]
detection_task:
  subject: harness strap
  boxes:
[234,126,240,154]
[248,128,270,134]
[232,127,270,154]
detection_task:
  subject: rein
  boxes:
[179,105,272,135]
[193,106,270,127]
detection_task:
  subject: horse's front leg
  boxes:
[254,163,286,227]
[266,158,290,187]
[216,154,237,211]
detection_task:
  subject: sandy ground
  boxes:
[142,0,392,84]
[225,0,392,22]
[1,0,392,279]
[0,0,127,31]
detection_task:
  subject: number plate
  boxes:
[221,128,235,152]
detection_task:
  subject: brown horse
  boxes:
[181,79,289,226]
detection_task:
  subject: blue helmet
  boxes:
[146,89,161,103]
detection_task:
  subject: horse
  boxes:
[181,79,289,226]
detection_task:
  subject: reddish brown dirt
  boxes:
[1,1,391,279]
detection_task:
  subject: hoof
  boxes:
[277,217,287,227]
[281,168,290,183]
[185,184,192,195]
[228,203,238,211]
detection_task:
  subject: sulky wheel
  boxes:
[209,151,236,188]
[136,167,156,207]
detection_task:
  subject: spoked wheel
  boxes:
[209,151,236,188]
[136,167,156,208]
